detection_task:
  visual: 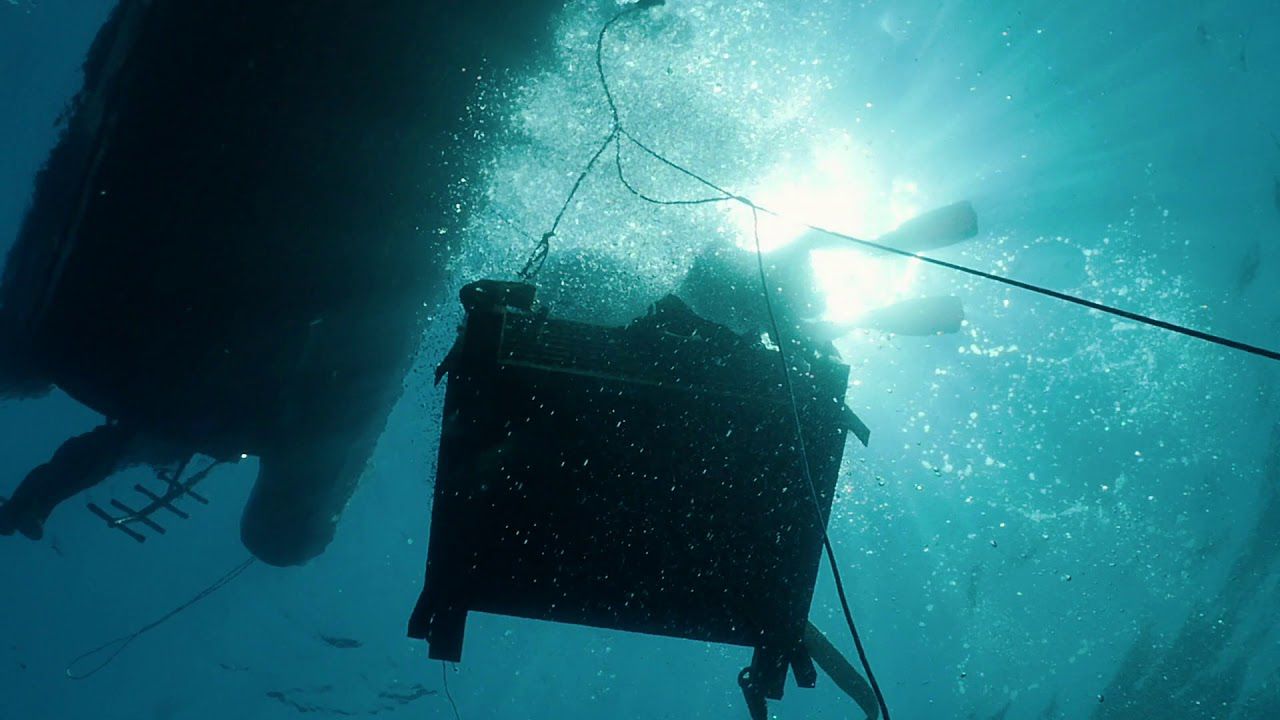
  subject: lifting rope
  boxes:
[511,2,1280,716]
[521,2,1280,364]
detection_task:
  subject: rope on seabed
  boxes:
[65,556,256,680]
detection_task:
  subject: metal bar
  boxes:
[133,484,190,519]
[87,502,115,526]
[87,503,146,542]
[109,499,165,534]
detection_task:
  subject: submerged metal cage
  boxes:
[409,280,867,700]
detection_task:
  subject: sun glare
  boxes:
[731,133,928,320]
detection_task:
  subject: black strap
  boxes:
[737,668,768,720]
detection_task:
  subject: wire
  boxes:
[517,129,617,281]
[65,556,256,679]
[613,134,729,206]
[591,6,894,717]
[518,2,728,280]
[622,128,742,201]
[509,4,1280,715]
[622,119,1280,362]
[591,11,1280,364]
[773,218,1280,362]
[748,206,892,720]
[441,661,462,720]
[485,205,541,244]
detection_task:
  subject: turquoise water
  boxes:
[2,1,1278,718]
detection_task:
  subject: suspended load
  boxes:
[409,279,871,709]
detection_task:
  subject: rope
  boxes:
[586,4,901,712]
[517,129,617,281]
[485,205,540,244]
[65,557,256,679]
[589,8,1280,363]
[613,135,728,206]
[749,205,892,719]
[772,220,1280,362]
[591,6,894,717]
[501,4,1280,715]
[516,2,724,280]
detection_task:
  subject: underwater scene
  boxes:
[1,1,1278,718]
